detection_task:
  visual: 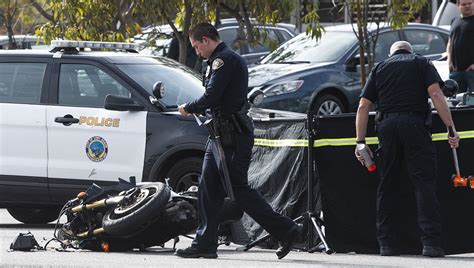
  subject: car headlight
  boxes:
[263,80,304,97]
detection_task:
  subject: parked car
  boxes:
[0,41,209,223]
[137,20,297,65]
[0,40,298,224]
[0,35,47,50]
[249,23,450,115]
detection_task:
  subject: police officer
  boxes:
[355,41,460,257]
[176,23,301,259]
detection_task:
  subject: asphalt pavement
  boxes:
[1,209,474,268]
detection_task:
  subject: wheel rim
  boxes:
[113,187,153,215]
[174,172,200,192]
[318,100,342,115]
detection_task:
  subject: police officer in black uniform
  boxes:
[355,41,460,257]
[176,23,301,259]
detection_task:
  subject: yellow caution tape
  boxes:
[254,130,474,148]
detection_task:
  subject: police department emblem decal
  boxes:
[212,58,224,70]
[85,136,108,162]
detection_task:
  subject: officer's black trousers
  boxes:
[191,131,296,252]
[376,114,441,248]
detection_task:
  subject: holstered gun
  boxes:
[212,110,234,147]
[234,102,254,133]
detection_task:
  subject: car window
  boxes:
[116,63,204,107]
[58,64,131,107]
[0,62,46,104]
[278,29,293,43]
[262,31,357,64]
[219,27,283,55]
[374,31,401,62]
[248,29,280,53]
[404,30,446,56]
[218,28,241,53]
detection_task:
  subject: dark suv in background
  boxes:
[250,23,450,115]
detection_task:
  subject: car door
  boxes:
[347,30,402,101]
[0,58,52,203]
[47,59,147,201]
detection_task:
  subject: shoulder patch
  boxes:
[212,58,224,70]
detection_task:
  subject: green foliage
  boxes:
[303,1,323,40]
[35,0,142,44]
[342,0,429,86]
[388,0,427,29]
[1,0,49,35]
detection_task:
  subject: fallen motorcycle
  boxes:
[53,178,199,252]
[52,177,244,252]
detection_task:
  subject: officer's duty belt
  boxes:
[381,111,426,120]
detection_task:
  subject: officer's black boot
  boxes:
[422,246,445,257]
[175,246,218,259]
[276,223,303,259]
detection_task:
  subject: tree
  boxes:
[1,0,20,49]
[338,0,427,86]
[137,0,205,68]
[32,0,323,68]
[35,0,142,43]
[139,0,322,69]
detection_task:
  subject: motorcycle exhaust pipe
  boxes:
[77,227,105,238]
[71,196,124,213]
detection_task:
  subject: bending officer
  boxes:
[355,41,460,257]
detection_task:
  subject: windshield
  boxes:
[117,63,204,107]
[261,31,357,64]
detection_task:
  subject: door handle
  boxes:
[55,114,80,126]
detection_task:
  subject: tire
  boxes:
[165,157,202,192]
[313,94,345,115]
[7,207,60,224]
[102,183,170,236]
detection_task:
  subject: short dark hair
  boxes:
[189,23,220,41]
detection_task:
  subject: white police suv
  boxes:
[0,41,208,223]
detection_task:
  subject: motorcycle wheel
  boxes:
[102,182,170,236]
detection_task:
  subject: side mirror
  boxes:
[104,95,145,111]
[152,81,165,99]
[346,54,367,72]
[442,79,458,97]
[248,88,264,105]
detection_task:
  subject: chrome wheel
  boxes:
[318,100,343,115]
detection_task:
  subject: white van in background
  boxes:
[433,0,460,27]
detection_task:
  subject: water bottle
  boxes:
[356,143,377,172]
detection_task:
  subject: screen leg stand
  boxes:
[238,213,334,254]
[238,110,334,254]
[307,213,334,254]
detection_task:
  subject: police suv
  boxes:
[0,41,209,223]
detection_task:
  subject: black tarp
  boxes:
[237,108,474,255]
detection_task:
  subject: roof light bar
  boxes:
[51,40,137,51]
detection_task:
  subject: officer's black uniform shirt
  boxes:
[185,42,248,115]
[361,50,443,113]
[450,15,474,71]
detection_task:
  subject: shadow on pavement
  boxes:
[0,223,56,229]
